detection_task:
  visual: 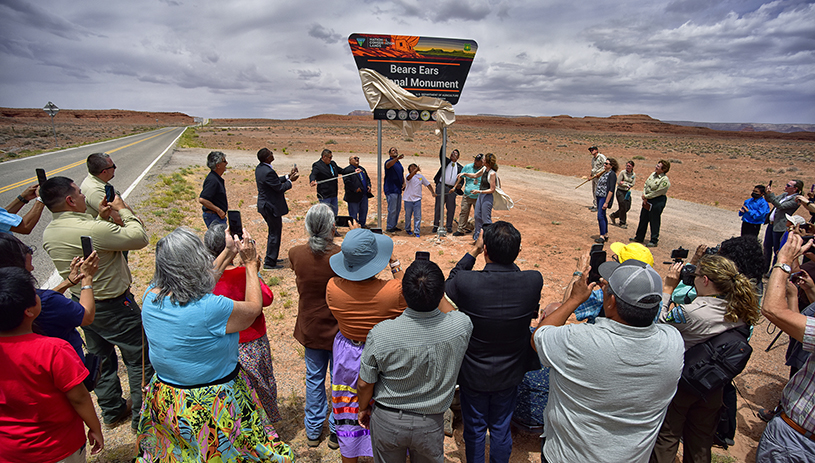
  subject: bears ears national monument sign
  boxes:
[348,33,478,108]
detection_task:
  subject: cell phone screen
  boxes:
[227,210,243,240]
[588,250,607,284]
[81,236,93,259]
[335,215,352,227]
[36,168,47,186]
[415,251,430,261]
[104,184,115,202]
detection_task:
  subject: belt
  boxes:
[780,412,815,441]
[375,402,433,418]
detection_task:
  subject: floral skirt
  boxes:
[136,366,294,462]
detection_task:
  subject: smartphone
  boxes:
[370,228,383,234]
[227,210,243,240]
[36,168,47,186]
[415,251,430,261]
[335,215,352,227]
[588,250,607,284]
[591,243,604,253]
[768,180,773,187]
[104,184,115,202]
[81,236,93,259]
[802,235,815,245]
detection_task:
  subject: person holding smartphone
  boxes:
[81,152,127,226]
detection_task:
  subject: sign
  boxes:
[348,33,477,105]
[43,101,59,117]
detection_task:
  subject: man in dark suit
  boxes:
[255,147,299,270]
[309,149,352,218]
[444,221,543,463]
[433,147,462,234]
[343,155,372,228]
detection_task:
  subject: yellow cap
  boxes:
[609,242,655,267]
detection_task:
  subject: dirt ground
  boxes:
[3,110,815,463]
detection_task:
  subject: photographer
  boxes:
[652,255,761,463]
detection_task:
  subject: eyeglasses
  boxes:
[104,164,117,171]
[604,161,611,165]
[25,245,36,255]
[353,157,359,160]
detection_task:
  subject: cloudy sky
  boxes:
[1,0,813,124]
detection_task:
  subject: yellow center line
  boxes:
[0,129,171,195]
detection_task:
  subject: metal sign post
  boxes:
[43,101,60,147]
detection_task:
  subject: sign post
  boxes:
[43,101,60,148]
[348,34,477,233]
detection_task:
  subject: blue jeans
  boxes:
[347,197,368,228]
[203,211,226,228]
[473,193,493,241]
[459,385,518,463]
[319,197,338,217]
[386,193,402,230]
[304,347,335,439]
[597,196,608,236]
[404,200,421,235]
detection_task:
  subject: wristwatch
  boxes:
[773,263,792,274]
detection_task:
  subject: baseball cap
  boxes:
[598,259,663,309]
[588,146,598,152]
[610,242,655,267]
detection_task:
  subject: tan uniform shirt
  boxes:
[617,170,636,191]
[43,210,148,299]
[643,172,670,199]
[80,174,109,219]
[590,153,607,177]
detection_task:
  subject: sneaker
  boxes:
[306,436,321,448]
[406,231,413,237]
[432,226,439,233]
[328,432,339,449]
[414,234,420,238]
[620,224,628,229]
[453,231,465,236]
[589,206,598,212]
[646,242,658,248]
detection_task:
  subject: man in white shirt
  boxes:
[433,148,462,234]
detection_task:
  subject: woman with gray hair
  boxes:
[205,222,279,423]
[199,150,229,227]
[288,203,342,448]
[138,227,293,462]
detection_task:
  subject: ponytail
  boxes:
[698,255,760,325]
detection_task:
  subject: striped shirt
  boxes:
[782,316,815,432]
[359,308,472,415]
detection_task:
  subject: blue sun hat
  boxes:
[330,228,394,281]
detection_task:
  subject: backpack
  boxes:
[680,325,752,397]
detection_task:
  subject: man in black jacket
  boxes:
[433,147,462,233]
[256,147,299,270]
[309,149,356,218]
[343,155,372,228]
[444,221,543,462]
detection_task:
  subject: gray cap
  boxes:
[598,259,663,309]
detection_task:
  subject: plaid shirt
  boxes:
[781,316,815,432]
[575,289,604,323]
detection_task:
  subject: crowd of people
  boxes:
[1,145,815,463]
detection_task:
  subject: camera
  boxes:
[680,264,697,286]
[704,245,720,256]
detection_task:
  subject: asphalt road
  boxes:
[0,127,187,285]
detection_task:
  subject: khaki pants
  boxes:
[457,195,477,233]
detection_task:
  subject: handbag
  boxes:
[83,351,102,391]
[492,176,514,211]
